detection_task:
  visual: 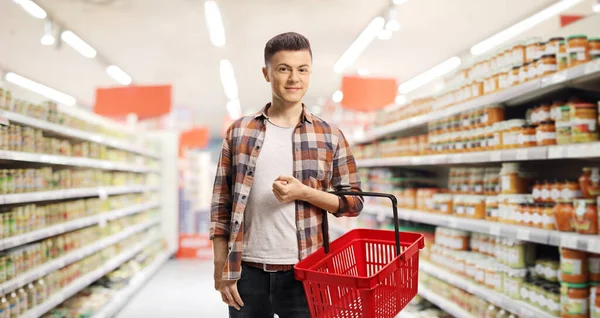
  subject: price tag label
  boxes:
[491,151,502,162]
[448,219,458,228]
[517,229,531,241]
[489,225,501,236]
[584,60,600,74]
[561,235,579,249]
[588,239,600,254]
[98,219,108,228]
[516,149,528,161]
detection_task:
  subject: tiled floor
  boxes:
[118,259,227,318]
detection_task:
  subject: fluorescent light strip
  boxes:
[106,65,132,85]
[14,0,46,19]
[226,98,241,120]
[61,31,97,58]
[5,72,76,106]
[398,56,461,94]
[334,17,385,74]
[204,1,226,47]
[220,59,238,100]
[470,0,585,55]
[594,0,600,12]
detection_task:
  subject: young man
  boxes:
[210,32,363,318]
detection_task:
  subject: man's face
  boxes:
[263,50,312,105]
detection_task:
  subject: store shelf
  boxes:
[0,185,158,205]
[366,205,600,254]
[0,150,159,173]
[357,142,600,167]
[360,60,600,143]
[420,261,557,318]
[92,251,171,318]
[0,201,159,251]
[0,110,161,159]
[21,234,163,318]
[417,287,473,318]
[0,218,160,295]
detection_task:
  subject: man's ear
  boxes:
[262,67,270,82]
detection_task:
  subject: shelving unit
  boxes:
[356,60,600,144]
[417,287,474,318]
[0,110,161,159]
[91,251,172,318]
[420,262,556,318]
[21,234,164,318]
[0,218,159,295]
[0,185,158,205]
[357,142,600,167]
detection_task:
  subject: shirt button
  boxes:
[242,195,247,200]
[248,171,253,176]
[256,145,261,149]
[235,221,239,225]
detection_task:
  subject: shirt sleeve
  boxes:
[209,126,234,239]
[330,128,363,217]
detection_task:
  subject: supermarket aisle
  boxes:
[118,259,226,317]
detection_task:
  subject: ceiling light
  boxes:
[378,29,393,40]
[334,17,385,74]
[332,90,344,103]
[393,0,408,4]
[226,98,241,120]
[470,0,585,55]
[385,20,401,32]
[41,20,55,46]
[594,0,600,12]
[398,56,461,94]
[204,1,226,47]
[13,0,47,19]
[220,59,238,100]
[5,72,76,106]
[61,31,97,58]
[395,95,407,105]
[106,65,132,85]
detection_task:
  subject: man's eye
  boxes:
[300,69,308,73]
[279,67,289,72]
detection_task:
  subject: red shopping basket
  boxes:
[295,191,424,318]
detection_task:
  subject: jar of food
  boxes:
[567,34,590,67]
[562,180,584,201]
[571,102,599,143]
[554,200,575,232]
[464,195,487,219]
[573,199,598,234]
[503,119,527,149]
[579,167,599,199]
[500,163,528,194]
[538,103,552,124]
[559,41,569,71]
[492,121,504,149]
[543,204,556,230]
[561,248,589,284]
[532,204,543,228]
[590,38,600,60]
[486,196,499,221]
[590,254,600,283]
[519,62,530,83]
[537,54,558,77]
[505,268,527,299]
[530,59,540,79]
[536,121,558,146]
[547,37,565,55]
[518,125,537,147]
[561,283,589,318]
[454,195,465,217]
[589,168,600,197]
[434,194,453,214]
[526,38,542,63]
[541,180,552,203]
[510,66,520,86]
[533,180,542,202]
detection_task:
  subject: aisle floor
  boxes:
[118,259,227,318]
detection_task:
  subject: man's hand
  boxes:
[272,175,308,203]
[214,264,244,310]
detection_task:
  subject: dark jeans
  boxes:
[229,264,310,318]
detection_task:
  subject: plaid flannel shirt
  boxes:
[210,104,363,280]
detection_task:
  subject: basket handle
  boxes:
[323,191,400,257]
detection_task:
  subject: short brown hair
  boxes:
[264,32,312,65]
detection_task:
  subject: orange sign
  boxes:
[179,127,210,157]
[176,234,213,259]
[94,85,172,119]
[340,76,397,112]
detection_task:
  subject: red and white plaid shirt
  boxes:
[210,104,363,280]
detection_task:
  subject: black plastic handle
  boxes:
[324,191,400,257]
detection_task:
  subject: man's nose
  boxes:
[288,70,299,82]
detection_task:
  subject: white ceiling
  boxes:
[0,0,596,137]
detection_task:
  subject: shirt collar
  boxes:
[254,103,313,124]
